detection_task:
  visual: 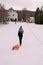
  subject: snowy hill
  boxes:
[0,22,43,65]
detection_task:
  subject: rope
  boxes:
[28,26,43,45]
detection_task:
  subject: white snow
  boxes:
[0,22,43,65]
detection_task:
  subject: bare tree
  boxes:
[21,8,27,22]
[0,4,8,24]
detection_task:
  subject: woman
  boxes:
[18,26,24,46]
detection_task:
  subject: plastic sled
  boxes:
[12,44,20,50]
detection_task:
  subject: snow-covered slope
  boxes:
[0,22,43,65]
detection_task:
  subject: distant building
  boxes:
[26,17,35,23]
[29,17,35,23]
[7,8,18,21]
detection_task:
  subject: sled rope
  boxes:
[28,26,43,45]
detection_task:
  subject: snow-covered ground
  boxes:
[0,22,43,65]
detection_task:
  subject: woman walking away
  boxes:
[18,26,24,46]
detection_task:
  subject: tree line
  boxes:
[0,4,43,24]
[35,7,43,24]
[0,4,8,24]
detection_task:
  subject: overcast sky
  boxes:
[0,0,43,11]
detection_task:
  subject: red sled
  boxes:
[12,44,20,50]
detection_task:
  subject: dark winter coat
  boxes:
[18,26,23,38]
[18,31,23,38]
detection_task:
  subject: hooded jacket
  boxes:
[18,26,23,38]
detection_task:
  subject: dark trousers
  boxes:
[19,37,22,46]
